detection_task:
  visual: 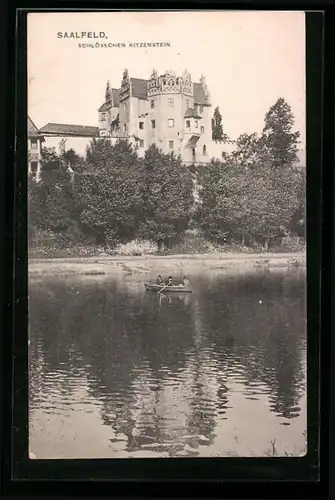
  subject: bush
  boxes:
[114,239,158,256]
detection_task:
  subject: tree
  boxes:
[61,148,84,172]
[197,159,300,249]
[289,168,306,237]
[196,159,245,243]
[262,97,300,169]
[231,133,271,167]
[75,139,141,247]
[211,106,227,143]
[136,145,194,250]
[241,165,299,249]
[29,147,78,240]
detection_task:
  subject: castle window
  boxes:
[100,112,106,121]
[123,123,127,133]
[195,120,199,128]
[30,139,37,149]
[168,98,174,107]
[151,119,156,129]
[186,120,190,128]
[151,99,155,108]
[201,126,204,134]
[168,119,174,128]
[139,139,144,148]
[169,140,174,150]
[139,121,144,129]
[186,99,189,107]
[203,145,207,155]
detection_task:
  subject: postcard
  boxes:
[27,10,306,459]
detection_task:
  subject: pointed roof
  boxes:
[39,123,99,137]
[28,116,41,138]
[193,83,210,106]
[184,108,202,119]
[98,88,120,112]
[130,78,148,100]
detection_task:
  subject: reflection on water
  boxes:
[29,270,307,459]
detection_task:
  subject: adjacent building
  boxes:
[28,116,45,180]
[98,69,212,165]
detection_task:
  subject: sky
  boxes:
[28,11,306,162]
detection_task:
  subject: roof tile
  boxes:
[39,123,99,137]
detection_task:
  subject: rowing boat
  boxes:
[144,283,193,293]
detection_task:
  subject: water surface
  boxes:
[29,269,307,458]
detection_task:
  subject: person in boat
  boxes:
[156,275,164,285]
[181,276,191,288]
[166,276,173,286]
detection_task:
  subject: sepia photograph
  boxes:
[27,10,307,460]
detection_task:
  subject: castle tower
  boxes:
[97,68,212,164]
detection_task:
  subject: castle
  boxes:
[98,69,212,165]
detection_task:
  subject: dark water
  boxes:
[29,270,307,459]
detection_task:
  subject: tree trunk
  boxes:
[263,238,269,252]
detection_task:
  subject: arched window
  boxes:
[203,145,207,155]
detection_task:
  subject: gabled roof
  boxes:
[98,88,121,112]
[193,82,210,106]
[130,78,148,100]
[184,108,202,119]
[98,101,113,112]
[28,116,41,138]
[39,122,99,137]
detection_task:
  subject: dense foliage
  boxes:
[28,97,305,254]
[136,146,194,249]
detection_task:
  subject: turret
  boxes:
[119,68,130,101]
[105,80,112,102]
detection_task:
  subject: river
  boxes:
[28,269,307,459]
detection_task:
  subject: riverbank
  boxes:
[28,252,306,277]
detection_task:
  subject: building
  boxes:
[98,69,212,165]
[38,122,99,157]
[28,116,45,180]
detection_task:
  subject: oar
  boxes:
[157,284,168,294]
